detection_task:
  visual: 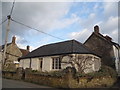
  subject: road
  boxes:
[2,78,120,89]
[2,78,52,88]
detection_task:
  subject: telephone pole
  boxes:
[2,15,11,66]
[2,0,15,68]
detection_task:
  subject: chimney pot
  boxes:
[94,25,99,34]
[12,36,16,44]
[27,45,30,51]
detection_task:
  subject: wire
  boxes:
[10,0,15,16]
[11,19,64,40]
[0,19,7,26]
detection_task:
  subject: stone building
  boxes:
[19,40,101,74]
[0,36,30,71]
[84,25,120,75]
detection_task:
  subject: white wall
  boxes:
[113,45,119,73]
[19,54,101,73]
[19,59,30,69]
[61,56,72,69]
[31,58,40,70]
[42,57,52,72]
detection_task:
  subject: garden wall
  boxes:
[2,67,117,88]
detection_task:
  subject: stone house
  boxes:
[19,40,101,73]
[0,36,30,71]
[84,25,120,75]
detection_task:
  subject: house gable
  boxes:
[6,43,22,58]
[84,26,117,68]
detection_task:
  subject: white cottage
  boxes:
[19,40,101,73]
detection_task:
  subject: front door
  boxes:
[39,58,43,71]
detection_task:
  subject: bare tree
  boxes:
[69,55,94,73]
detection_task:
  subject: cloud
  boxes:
[100,16,118,34]
[2,2,73,41]
[2,2,119,51]
[51,13,80,30]
[69,2,118,43]
[103,2,118,18]
[16,35,28,44]
[68,28,92,43]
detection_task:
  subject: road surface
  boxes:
[2,78,52,88]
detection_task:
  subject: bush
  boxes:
[76,65,117,78]
[31,67,77,77]
[32,70,38,72]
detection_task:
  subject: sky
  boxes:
[1,1,119,51]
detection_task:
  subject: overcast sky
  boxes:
[1,1,118,51]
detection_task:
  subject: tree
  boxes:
[68,54,96,73]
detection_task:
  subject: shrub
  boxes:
[76,65,117,78]
[32,70,38,72]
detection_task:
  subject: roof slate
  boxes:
[19,40,99,60]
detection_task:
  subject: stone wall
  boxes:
[3,43,22,71]
[2,67,117,88]
[84,33,115,68]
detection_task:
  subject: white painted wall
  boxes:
[42,57,52,72]
[19,59,30,69]
[19,54,101,73]
[113,45,120,72]
[61,56,72,69]
[31,58,40,70]
[113,45,120,76]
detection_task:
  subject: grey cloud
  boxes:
[2,2,72,44]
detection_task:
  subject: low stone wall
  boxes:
[25,74,67,88]
[2,68,24,80]
[2,71,22,80]
[24,73,116,88]
[2,68,117,88]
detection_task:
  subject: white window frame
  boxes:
[52,57,61,70]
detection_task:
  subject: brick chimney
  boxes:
[12,36,16,44]
[94,25,99,34]
[26,45,30,51]
[105,35,112,41]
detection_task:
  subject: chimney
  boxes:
[105,35,112,41]
[12,36,16,44]
[27,45,30,51]
[94,25,99,34]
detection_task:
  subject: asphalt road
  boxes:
[2,78,120,89]
[2,78,52,88]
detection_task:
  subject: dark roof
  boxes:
[0,43,11,51]
[19,40,100,60]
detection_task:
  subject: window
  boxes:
[52,57,61,69]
